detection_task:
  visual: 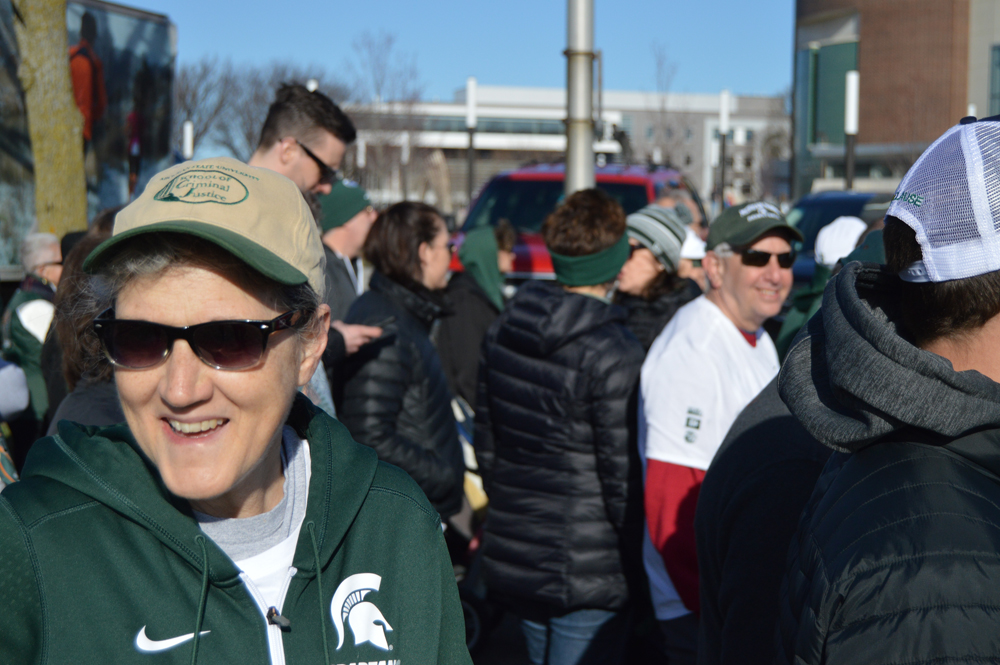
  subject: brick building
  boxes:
[793,0,1000,197]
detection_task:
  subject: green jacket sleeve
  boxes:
[0,498,44,665]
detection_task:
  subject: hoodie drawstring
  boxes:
[190,535,210,665]
[307,522,330,665]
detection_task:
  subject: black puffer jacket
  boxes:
[775,263,1000,665]
[336,272,464,519]
[475,280,645,616]
[616,277,701,351]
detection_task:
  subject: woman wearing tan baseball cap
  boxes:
[0,158,470,664]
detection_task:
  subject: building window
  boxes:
[991,45,1000,116]
[666,126,674,139]
[746,129,754,143]
[646,126,655,139]
[685,127,693,142]
[685,154,692,165]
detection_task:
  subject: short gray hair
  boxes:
[711,242,733,258]
[20,233,60,273]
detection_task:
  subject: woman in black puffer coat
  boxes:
[335,202,465,519]
[475,190,646,664]
[615,204,702,350]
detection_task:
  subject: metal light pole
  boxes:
[466,76,477,207]
[400,132,410,200]
[844,70,859,191]
[718,89,730,209]
[182,120,194,160]
[565,0,595,196]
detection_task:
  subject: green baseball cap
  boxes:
[317,179,372,232]
[706,202,803,250]
[83,157,327,299]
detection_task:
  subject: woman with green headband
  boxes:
[474,189,646,665]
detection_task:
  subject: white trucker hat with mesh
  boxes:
[889,117,1000,283]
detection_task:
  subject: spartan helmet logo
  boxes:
[331,573,393,651]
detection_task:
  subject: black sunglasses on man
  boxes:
[296,139,338,185]
[737,248,796,269]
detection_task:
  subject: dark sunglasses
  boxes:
[93,309,313,371]
[738,248,796,269]
[295,140,338,185]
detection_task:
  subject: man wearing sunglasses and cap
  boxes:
[637,201,801,663]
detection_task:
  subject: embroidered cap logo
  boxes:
[153,169,249,205]
[739,202,783,223]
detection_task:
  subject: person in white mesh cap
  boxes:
[773,116,1000,664]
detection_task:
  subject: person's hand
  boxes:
[331,320,383,355]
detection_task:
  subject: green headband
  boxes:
[549,234,630,287]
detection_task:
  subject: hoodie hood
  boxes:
[23,394,378,582]
[779,262,1000,452]
[369,271,451,330]
[498,280,626,357]
[459,226,505,311]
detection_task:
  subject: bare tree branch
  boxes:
[341,31,424,200]
[346,31,423,104]
[172,57,236,155]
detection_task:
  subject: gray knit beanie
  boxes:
[625,204,687,271]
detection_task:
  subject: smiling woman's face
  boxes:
[113,264,324,517]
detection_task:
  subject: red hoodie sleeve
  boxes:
[646,459,705,615]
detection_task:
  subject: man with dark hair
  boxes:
[249,84,375,372]
[775,118,1000,664]
[475,189,645,665]
[248,83,356,197]
[638,202,801,664]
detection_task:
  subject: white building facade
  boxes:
[345,82,790,210]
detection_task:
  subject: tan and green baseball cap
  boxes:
[84,157,326,299]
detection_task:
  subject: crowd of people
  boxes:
[2,81,1000,665]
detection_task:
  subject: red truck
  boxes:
[451,163,705,279]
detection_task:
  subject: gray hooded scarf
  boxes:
[778,262,1000,452]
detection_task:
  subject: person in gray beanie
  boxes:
[614,204,702,350]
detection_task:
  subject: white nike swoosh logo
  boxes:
[135,625,210,653]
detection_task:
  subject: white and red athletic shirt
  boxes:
[638,295,779,620]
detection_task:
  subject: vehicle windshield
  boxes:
[788,197,869,253]
[463,178,649,232]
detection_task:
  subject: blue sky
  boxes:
[129,0,794,101]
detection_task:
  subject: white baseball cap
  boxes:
[680,228,706,261]
[815,216,867,268]
[889,117,1000,283]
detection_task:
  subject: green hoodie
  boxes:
[0,395,471,665]
[458,227,503,312]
